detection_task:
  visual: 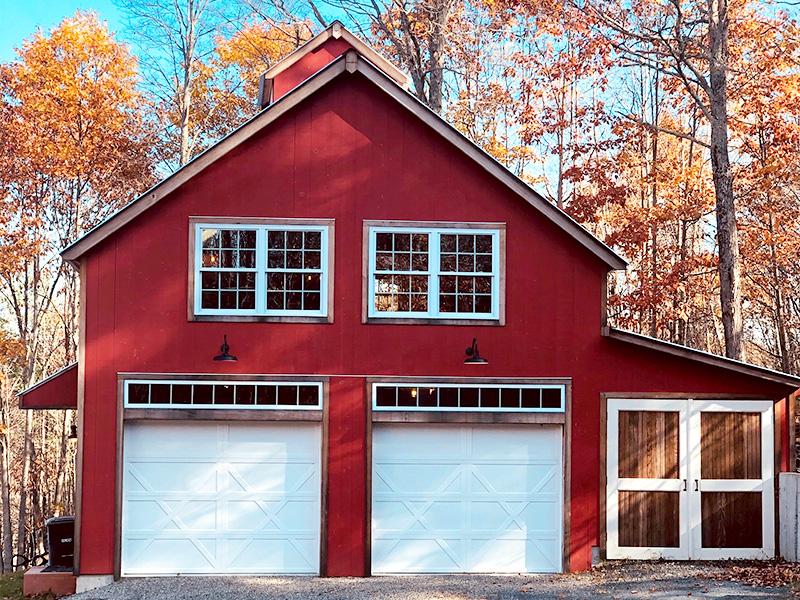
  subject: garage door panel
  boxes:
[226,537,317,572]
[129,461,218,493]
[374,538,462,572]
[226,462,316,493]
[126,537,217,573]
[372,424,563,574]
[375,463,462,494]
[122,421,320,575]
[224,424,318,456]
[375,428,466,458]
[125,422,219,457]
[471,427,560,458]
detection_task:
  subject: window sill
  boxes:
[363,316,503,326]
[190,314,333,324]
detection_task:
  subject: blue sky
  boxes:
[1,0,123,61]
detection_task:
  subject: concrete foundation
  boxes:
[75,574,115,593]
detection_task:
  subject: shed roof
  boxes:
[603,327,800,388]
[61,50,627,269]
[17,362,78,409]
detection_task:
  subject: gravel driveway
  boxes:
[67,563,794,600]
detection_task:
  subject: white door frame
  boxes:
[606,398,774,560]
[606,399,690,559]
[688,400,774,560]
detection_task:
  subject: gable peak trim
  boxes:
[259,20,409,91]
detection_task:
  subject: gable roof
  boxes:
[603,326,800,388]
[62,50,627,269]
[260,20,409,90]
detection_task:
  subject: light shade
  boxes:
[213,335,238,362]
[464,338,488,365]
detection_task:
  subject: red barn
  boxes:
[19,22,800,591]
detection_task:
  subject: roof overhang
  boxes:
[260,20,409,90]
[603,326,800,388]
[62,50,628,271]
[17,362,78,409]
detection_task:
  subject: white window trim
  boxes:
[371,382,565,412]
[367,226,501,320]
[193,222,330,318]
[124,379,323,410]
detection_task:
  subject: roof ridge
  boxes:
[62,50,627,270]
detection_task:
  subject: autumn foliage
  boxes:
[1,0,800,571]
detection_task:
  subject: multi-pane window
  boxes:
[266,230,323,311]
[200,229,257,310]
[368,226,500,319]
[194,222,329,317]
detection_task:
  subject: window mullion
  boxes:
[368,228,376,318]
[430,231,440,317]
[492,230,499,318]
[256,227,266,315]
[320,227,328,317]
[194,225,202,314]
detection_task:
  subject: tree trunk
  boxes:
[767,214,791,373]
[179,69,193,166]
[0,437,12,573]
[708,0,743,361]
[16,410,32,563]
[425,0,452,114]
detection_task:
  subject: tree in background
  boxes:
[330,0,457,112]
[115,0,239,167]
[0,11,156,565]
[117,0,311,166]
[188,20,312,146]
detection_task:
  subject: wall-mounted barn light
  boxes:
[213,335,238,362]
[68,425,78,441]
[464,338,488,365]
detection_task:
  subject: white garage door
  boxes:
[121,421,320,575]
[372,424,563,574]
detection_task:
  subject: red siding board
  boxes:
[76,73,797,577]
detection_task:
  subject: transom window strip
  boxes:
[372,384,564,412]
[125,381,322,409]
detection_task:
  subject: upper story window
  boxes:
[190,218,333,322]
[365,222,505,322]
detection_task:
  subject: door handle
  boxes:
[694,479,699,491]
[682,479,687,491]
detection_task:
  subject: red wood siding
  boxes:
[77,73,796,577]
[18,363,77,409]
